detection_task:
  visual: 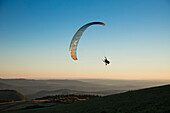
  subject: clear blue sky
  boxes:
[0,0,170,79]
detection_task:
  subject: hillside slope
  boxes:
[0,90,29,102]
[2,84,170,113]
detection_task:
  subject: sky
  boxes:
[0,0,170,80]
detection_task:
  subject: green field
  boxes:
[1,84,170,113]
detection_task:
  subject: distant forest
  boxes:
[35,94,100,104]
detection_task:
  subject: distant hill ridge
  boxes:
[0,79,115,95]
[27,89,124,99]
[0,78,170,98]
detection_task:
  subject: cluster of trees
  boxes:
[35,94,100,104]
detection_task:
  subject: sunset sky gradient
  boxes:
[0,0,170,79]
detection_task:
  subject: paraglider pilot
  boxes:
[103,57,110,65]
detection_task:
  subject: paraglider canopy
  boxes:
[69,22,105,60]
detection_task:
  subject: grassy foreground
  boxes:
[1,84,170,113]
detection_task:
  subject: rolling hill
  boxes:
[0,79,118,95]
[0,90,29,102]
[1,84,170,113]
[27,89,125,99]
[1,78,169,96]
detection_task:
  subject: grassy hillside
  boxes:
[0,90,29,102]
[1,84,170,113]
